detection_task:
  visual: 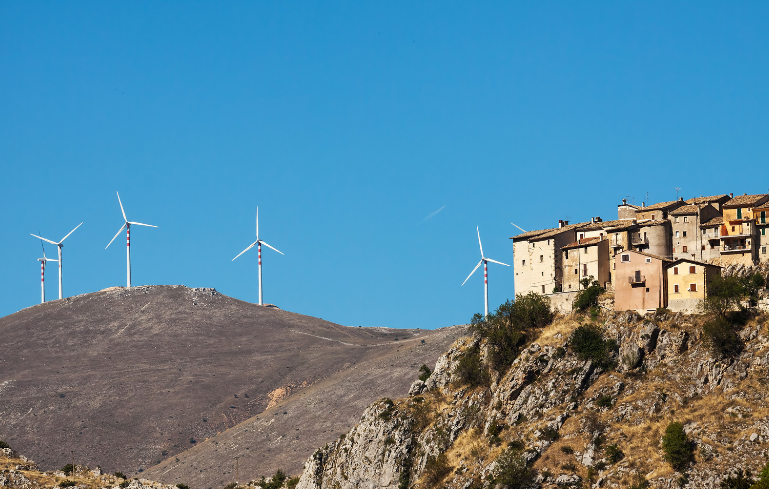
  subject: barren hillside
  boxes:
[0,285,462,480]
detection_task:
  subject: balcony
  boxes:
[628,274,646,284]
[722,244,752,253]
[631,235,649,246]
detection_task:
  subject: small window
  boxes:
[689,265,696,274]
[763,246,767,254]
[547,239,550,245]
[683,231,687,237]
[674,217,679,223]
[574,268,578,275]
[682,246,688,253]
[737,208,742,219]
[676,231,680,238]
[583,264,588,276]
[762,228,766,236]
[564,250,569,259]
[674,284,679,293]
[732,226,736,232]
[584,247,588,254]
[652,214,656,220]
[684,216,689,223]
[646,287,650,292]
[690,283,697,292]
[621,254,630,262]
[645,258,651,263]
[673,267,679,275]
[540,255,544,263]
[579,233,584,239]
[522,260,526,266]
[541,285,545,293]
[701,245,706,250]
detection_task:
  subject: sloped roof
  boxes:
[562,237,602,250]
[666,258,722,269]
[635,219,669,228]
[724,194,769,208]
[700,216,724,228]
[619,249,672,263]
[510,227,557,241]
[686,194,730,205]
[530,221,591,241]
[637,200,682,212]
[578,219,634,231]
[669,204,704,216]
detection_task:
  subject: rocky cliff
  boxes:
[293,309,769,489]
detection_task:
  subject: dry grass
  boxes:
[0,453,132,489]
[535,315,582,347]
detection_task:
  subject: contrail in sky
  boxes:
[421,205,445,223]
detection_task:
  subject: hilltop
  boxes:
[0,285,462,481]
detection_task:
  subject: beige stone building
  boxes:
[630,220,672,259]
[754,203,769,263]
[614,250,671,313]
[669,203,721,262]
[561,237,610,291]
[720,194,769,265]
[685,194,731,212]
[699,216,725,262]
[617,199,640,220]
[511,221,588,295]
[665,258,721,313]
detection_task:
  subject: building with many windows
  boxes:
[720,194,769,265]
[665,258,722,313]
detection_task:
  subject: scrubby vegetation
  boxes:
[662,421,694,471]
[488,446,534,489]
[422,453,452,485]
[0,441,9,449]
[574,276,604,312]
[568,323,617,369]
[418,364,432,382]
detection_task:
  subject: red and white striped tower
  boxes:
[483,260,489,316]
[126,223,131,287]
[258,242,263,305]
[40,260,46,303]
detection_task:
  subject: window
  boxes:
[547,239,550,245]
[621,254,630,262]
[652,214,656,220]
[701,245,706,251]
[690,283,697,292]
[564,250,569,259]
[737,208,742,219]
[574,268,578,275]
[646,287,650,292]
[762,211,766,224]
[645,258,651,263]
[583,264,588,276]
[682,246,688,252]
[674,284,679,293]
[522,260,526,266]
[542,285,545,293]
[763,228,766,236]
[584,247,588,254]
[579,233,584,239]
[676,231,680,238]
[684,216,689,223]
[732,226,736,232]
[683,231,687,237]
[540,255,544,263]
[689,265,696,274]
[675,217,679,223]
[763,246,767,254]
[673,267,679,275]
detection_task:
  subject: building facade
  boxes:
[614,250,670,313]
[665,259,722,313]
[561,237,610,291]
[670,203,721,262]
[754,203,769,263]
[720,194,769,265]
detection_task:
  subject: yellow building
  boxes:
[753,203,769,263]
[720,194,769,265]
[665,258,721,313]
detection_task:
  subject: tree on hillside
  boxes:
[574,276,604,312]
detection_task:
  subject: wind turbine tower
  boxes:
[36,240,58,303]
[232,207,284,305]
[30,223,83,300]
[106,192,158,288]
[462,226,510,317]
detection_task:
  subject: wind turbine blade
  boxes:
[31,234,58,245]
[47,258,58,262]
[232,241,257,261]
[510,222,527,233]
[117,192,127,221]
[128,222,158,228]
[485,258,510,267]
[256,207,259,239]
[260,241,284,255]
[105,223,127,249]
[477,226,484,257]
[60,222,83,242]
[461,260,484,286]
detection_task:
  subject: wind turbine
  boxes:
[30,223,83,300]
[105,192,158,288]
[36,239,58,303]
[232,207,284,305]
[462,226,510,317]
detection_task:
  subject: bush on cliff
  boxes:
[662,421,694,471]
[574,276,604,312]
[489,446,534,489]
[568,323,617,369]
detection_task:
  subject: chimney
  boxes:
[642,201,646,207]
[622,198,627,205]
[679,197,684,202]
[558,219,563,228]
[730,193,733,198]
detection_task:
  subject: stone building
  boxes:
[699,216,725,262]
[630,220,672,259]
[614,250,671,313]
[753,202,769,263]
[561,237,610,292]
[617,199,640,220]
[669,203,721,262]
[685,194,731,212]
[665,258,721,313]
[511,221,588,295]
[720,194,769,265]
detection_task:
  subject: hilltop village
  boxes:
[512,193,769,313]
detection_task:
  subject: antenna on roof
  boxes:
[675,187,681,200]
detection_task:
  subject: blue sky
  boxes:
[2,2,768,328]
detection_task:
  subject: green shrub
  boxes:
[749,461,769,489]
[423,453,452,485]
[61,464,74,476]
[561,462,577,471]
[568,324,617,369]
[662,422,694,471]
[596,395,613,408]
[59,480,77,488]
[119,481,129,489]
[453,345,490,387]
[286,476,300,489]
[114,472,126,479]
[176,484,190,489]
[720,469,753,489]
[539,426,560,441]
[605,444,624,464]
[224,483,238,489]
[489,447,534,489]
[574,277,604,312]
[418,364,432,382]
[702,316,743,359]
[0,441,9,449]
[378,398,395,420]
[260,470,287,489]
[628,473,650,489]
[488,421,503,446]
[560,445,574,454]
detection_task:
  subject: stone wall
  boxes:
[546,291,579,315]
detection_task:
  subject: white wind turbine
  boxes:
[30,223,83,300]
[105,192,158,288]
[36,238,58,303]
[462,226,510,317]
[232,207,284,305]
